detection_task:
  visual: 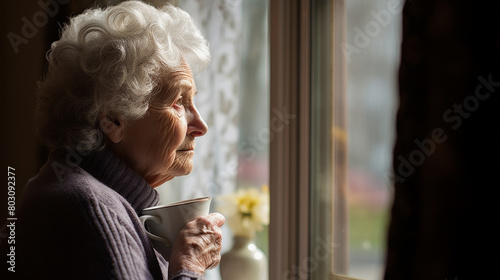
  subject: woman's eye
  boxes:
[174,97,184,107]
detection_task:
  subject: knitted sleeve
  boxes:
[86,197,157,279]
[87,199,207,280]
[171,269,205,280]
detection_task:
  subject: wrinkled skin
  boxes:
[169,213,225,275]
[101,62,224,276]
[108,63,208,187]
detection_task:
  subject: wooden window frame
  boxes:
[269,0,349,279]
[269,0,311,279]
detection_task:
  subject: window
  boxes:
[269,0,401,279]
[159,1,400,279]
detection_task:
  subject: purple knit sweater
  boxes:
[0,148,204,280]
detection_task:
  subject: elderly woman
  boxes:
[1,1,224,279]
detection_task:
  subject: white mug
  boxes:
[139,196,212,260]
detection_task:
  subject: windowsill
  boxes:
[331,273,366,280]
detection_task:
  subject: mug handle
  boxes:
[139,214,172,247]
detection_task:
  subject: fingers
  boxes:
[208,212,225,227]
[205,245,221,270]
[207,258,219,270]
[194,214,223,270]
[193,215,223,247]
[169,213,225,274]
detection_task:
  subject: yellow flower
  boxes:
[217,185,270,238]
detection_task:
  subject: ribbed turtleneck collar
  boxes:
[76,147,160,214]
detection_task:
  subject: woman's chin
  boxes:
[181,162,194,175]
[171,161,194,177]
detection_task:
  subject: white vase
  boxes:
[220,235,268,280]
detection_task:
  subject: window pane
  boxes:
[346,0,401,279]
[310,0,400,279]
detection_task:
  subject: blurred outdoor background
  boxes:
[345,0,401,279]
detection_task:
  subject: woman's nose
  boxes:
[187,104,208,137]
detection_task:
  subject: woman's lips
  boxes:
[177,147,194,152]
[177,143,195,152]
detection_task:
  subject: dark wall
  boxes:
[1,1,51,223]
[0,0,96,223]
[385,0,500,279]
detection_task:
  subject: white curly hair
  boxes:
[35,0,210,151]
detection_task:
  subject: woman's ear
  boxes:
[99,115,125,143]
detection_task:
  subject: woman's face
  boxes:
[116,64,208,187]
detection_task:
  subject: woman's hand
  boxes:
[168,213,225,276]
